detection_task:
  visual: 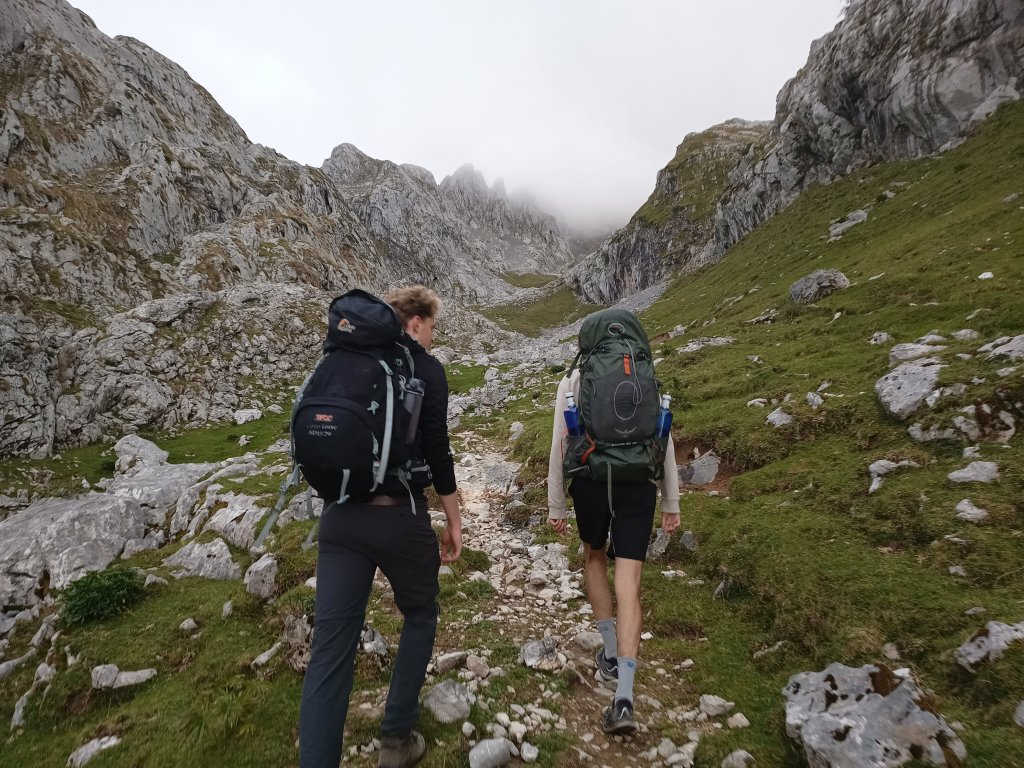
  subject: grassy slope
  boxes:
[477,286,606,338]
[3,103,1023,767]
[470,102,1024,765]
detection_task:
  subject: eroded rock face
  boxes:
[784,663,966,768]
[0,494,148,609]
[710,0,1024,263]
[568,121,769,304]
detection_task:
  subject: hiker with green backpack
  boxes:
[547,308,680,735]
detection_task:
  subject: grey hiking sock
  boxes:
[615,657,637,702]
[596,618,617,659]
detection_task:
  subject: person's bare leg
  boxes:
[583,543,613,620]
[612,558,643,658]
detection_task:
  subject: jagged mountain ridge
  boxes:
[322,145,573,302]
[575,0,1024,303]
[0,0,573,458]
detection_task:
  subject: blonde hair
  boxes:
[386,285,442,324]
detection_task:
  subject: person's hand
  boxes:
[549,517,568,536]
[441,522,462,563]
[662,512,680,535]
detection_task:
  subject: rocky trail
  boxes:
[337,435,751,768]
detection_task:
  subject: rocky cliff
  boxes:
[567,120,768,304]
[0,0,571,457]
[708,0,1024,261]
[323,146,573,303]
[576,0,1024,302]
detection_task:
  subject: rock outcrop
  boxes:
[709,0,1024,262]
[567,120,768,304]
[575,0,1024,302]
[0,0,573,457]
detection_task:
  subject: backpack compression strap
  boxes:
[371,359,396,492]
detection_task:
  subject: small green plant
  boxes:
[60,567,146,627]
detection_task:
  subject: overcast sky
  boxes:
[73,0,846,232]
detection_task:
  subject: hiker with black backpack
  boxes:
[546,308,680,735]
[297,286,461,768]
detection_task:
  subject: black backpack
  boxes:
[254,290,423,551]
[291,289,415,502]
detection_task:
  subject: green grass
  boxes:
[499,272,559,289]
[477,287,606,337]
[444,363,488,395]
[481,101,1024,766]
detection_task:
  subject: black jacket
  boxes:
[374,335,457,499]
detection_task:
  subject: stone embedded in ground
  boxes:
[233,408,261,425]
[699,694,734,717]
[468,737,512,768]
[888,342,947,366]
[679,451,720,486]
[766,408,793,427]
[806,392,824,409]
[435,651,468,674]
[789,269,850,303]
[360,627,388,657]
[647,528,671,559]
[981,333,1024,361]
[250,642,283,672]
[955,620,1024,670]
[519,638,561,671]
[727,713,750,729]
[875,358,944,420]
[783,663,966,767]
[0,495,149,608]
[467,654,490,678]
[244,553,278,600]
[721,750,754,768]
[827,211,868,240]
[67,736,122,767]
[869,331,893,345]
[947,461,1000,483]
[520,742,539,763]
[179,617,199,633]
[91,664,157,690]
[424,679,472,723]
[955,499,989,523]
[163,538,240,580]
[573,632,603,652]
[868,459,919,494]
[677,337,734,354]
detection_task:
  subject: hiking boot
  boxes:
[595,648,618,682]
[378,730,425,768]
[601,698,637,735]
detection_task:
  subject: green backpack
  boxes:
[563,309,666,494]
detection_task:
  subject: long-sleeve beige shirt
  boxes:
[547,370,680,520]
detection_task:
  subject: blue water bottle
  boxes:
[656,394,673,437]
[564,391,583,437]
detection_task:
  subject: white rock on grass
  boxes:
[244,553,278,600]
[784,663,965,767]
[766,408,793,427]
[423,679,472,723]
[806,392,824,409]
[955,500,989,523]
[727,713,751,729]
[520,742,539,763]
[434,651,468,674]
[721,750,754,768]
[947,462,1000,483]
[91,664,157,690]
[1014,701,1024,728]
[179,617,199,633]
[699,694,734,717]
[875,358,944,420]
[468,737,511,768]
[233,409,262,425]
[163,538,240,580]
[981,334,1024,361]
[868,459,919,494]
[869,331,893,345]
[955,621,1024,670]
[67,736,122,767]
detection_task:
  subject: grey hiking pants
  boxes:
[299,499,440,768]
